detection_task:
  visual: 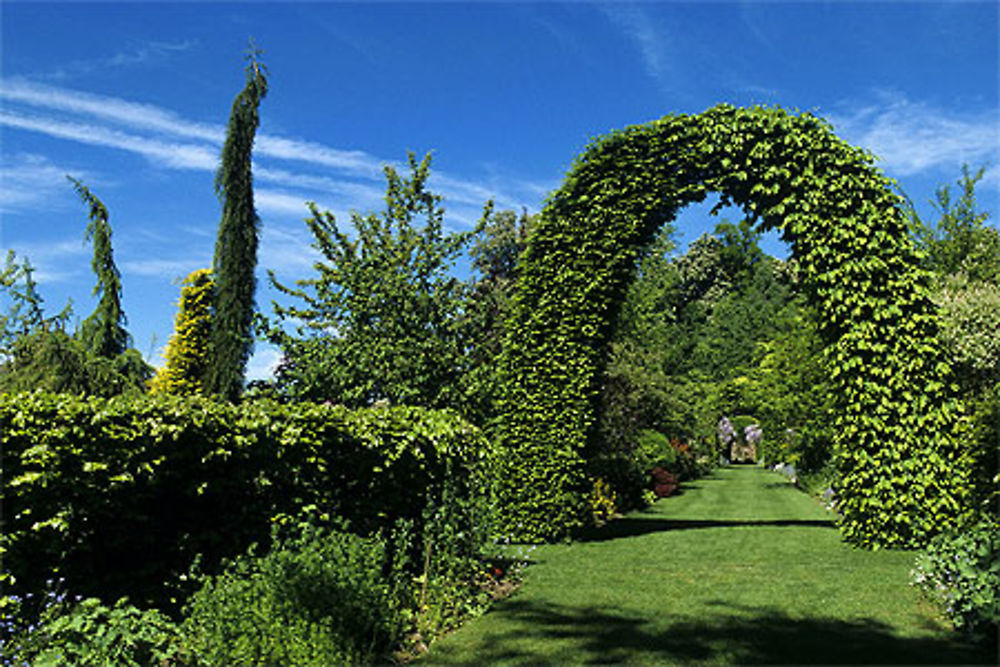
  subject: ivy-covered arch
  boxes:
[494,105,970,548]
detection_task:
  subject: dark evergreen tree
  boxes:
[69,177,130,358]
[205,43,268,401]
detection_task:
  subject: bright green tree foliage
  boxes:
[149,269,214,395]
[265,153,482,410]
[750,302,835,470]
[911,165,1000,283]
[69,177,130,359]
[495,105,969,547]
[910,165,1000,517]
[205,45,268,402]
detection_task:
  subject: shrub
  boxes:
[912,518,1000,642]
[585,454,647,514]
[183,519,407,665]
[635,429,677,473]
[0,392,493,614]
[589,478,618,525]
[3,593,184,666]
[650,467,679,498]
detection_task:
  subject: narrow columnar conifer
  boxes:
[205,43,268,401]
[69,176,130,359]
[149,269,214,395]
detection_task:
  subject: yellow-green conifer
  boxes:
[150,269,214,395]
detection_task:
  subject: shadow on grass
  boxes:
[427,598,995,665]
[578,517,835,542]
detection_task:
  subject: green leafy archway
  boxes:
[494,105,970,548]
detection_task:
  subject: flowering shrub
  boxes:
[590,477,618,525]
[717,417,735,455]
[934,274,1000,389]
[650,467,679,498]
[912,518,1000,641]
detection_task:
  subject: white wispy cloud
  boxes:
[600,4,671,89]
[120,258,204,279]
[1,80,548,212]
[0,110,218,170]
[255,135,384,178]
[3,238,90,284]
[2,79,554,290]
[34,40,197,81]
[0,153,86,214]
[2,80,385,179]
[829,92,1000,177]
[253,167,384,206]
[2,78,221,143]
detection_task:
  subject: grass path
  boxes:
[422,467,993,665]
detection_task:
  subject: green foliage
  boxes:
[0,251,67,355]
[634,429,677,473]
[4,591,184,666]
[149,269,214,396]
[68,177,130,360]
[589,478,618,525]
[934,273,1000,393]
[909,165,999,519]
[910,165,1000,283]
[750,302,835,469]
[0,392,493,613]
[183,519,406,665]
[592,220,800,509]
[593,229,686,453]
[0,330,151,397]
[461,208,536,425]
[912,518,1000,642]
[265,152,483,413]
[205,43,268,402]
[0,245,150,397]
[495,105,970,547]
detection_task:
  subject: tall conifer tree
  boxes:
[205,42,268,401]
[69,176,130,358]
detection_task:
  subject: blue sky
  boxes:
[2,1,998,379]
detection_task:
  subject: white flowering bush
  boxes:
[934,274,1000,388]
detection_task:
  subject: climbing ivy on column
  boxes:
[494,105,970,548]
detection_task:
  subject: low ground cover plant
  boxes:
[912,517,1000,646]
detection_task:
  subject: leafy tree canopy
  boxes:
[263,152,487,412]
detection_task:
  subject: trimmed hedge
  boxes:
[494,104,970,546]
[0,391,493,609]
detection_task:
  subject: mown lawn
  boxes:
[421,466,994,665]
